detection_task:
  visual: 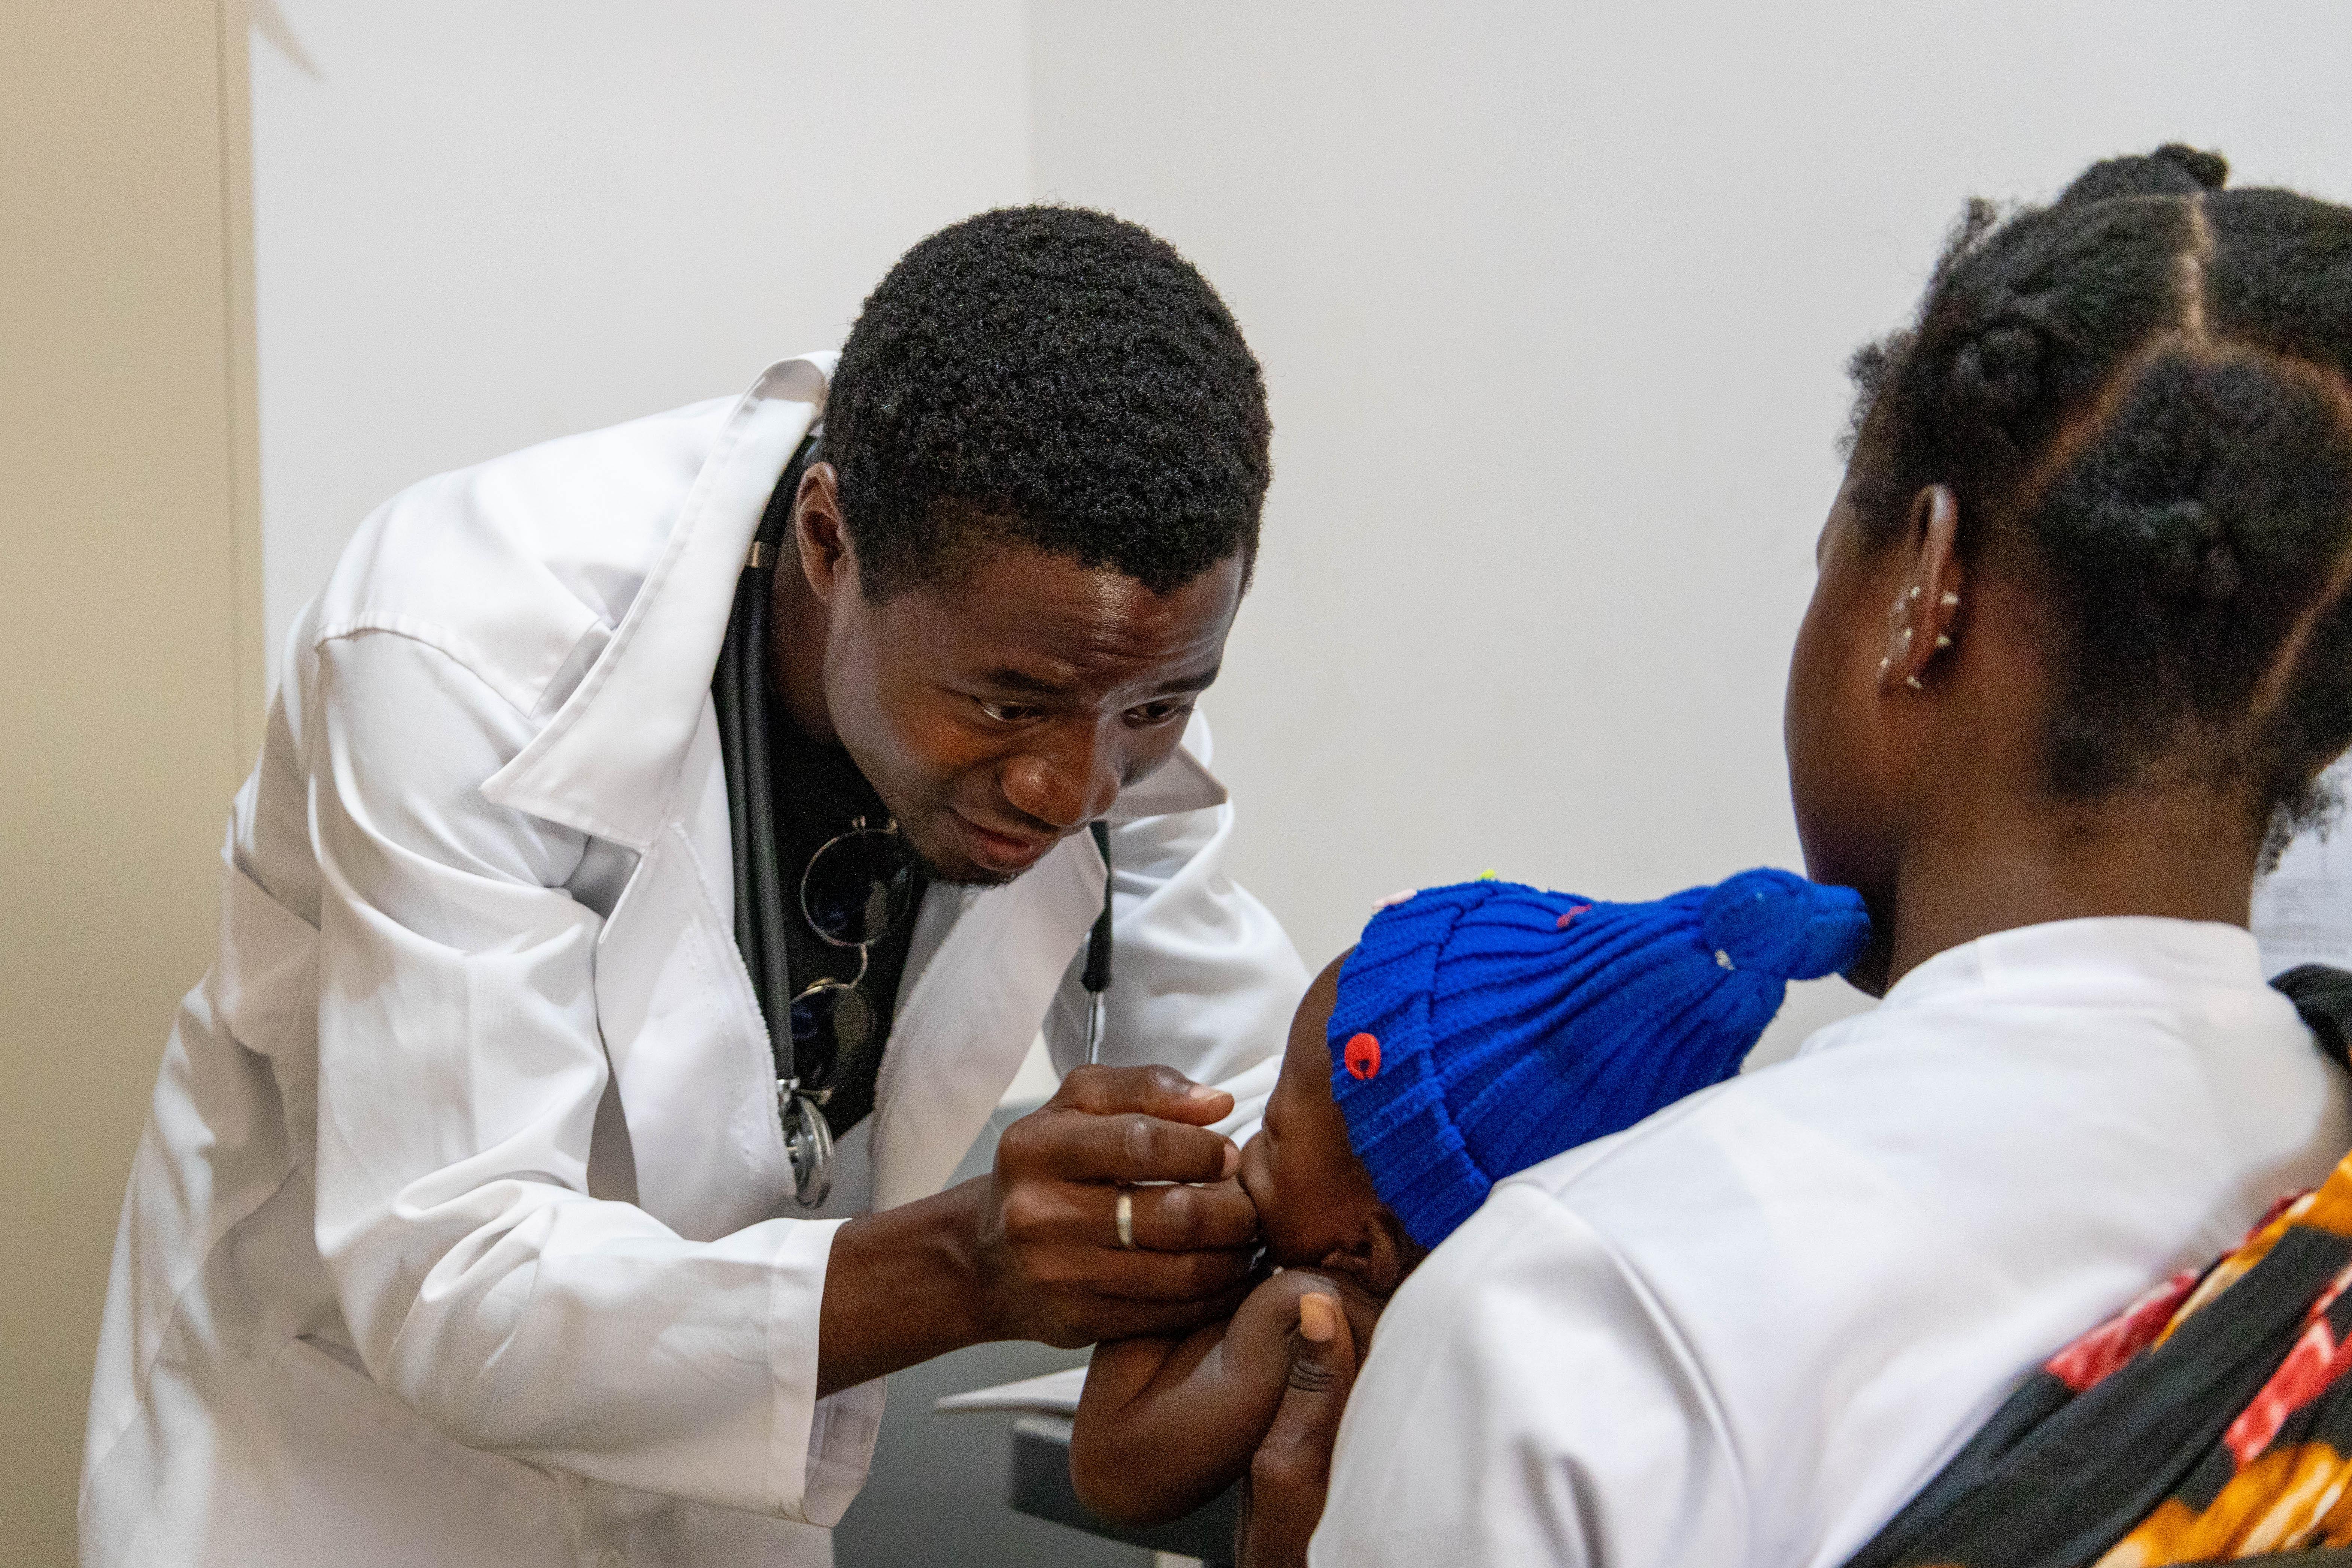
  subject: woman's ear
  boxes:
[1879,485,1967,697]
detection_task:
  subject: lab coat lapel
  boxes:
[482,356,832,849]
[868,834,1107,1210]
[1104,730,1225,821]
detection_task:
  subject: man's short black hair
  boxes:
[825,205,1272,601]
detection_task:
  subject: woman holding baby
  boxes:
[1218,145,2352,1565]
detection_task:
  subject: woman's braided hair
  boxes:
[1847,146,2352,846]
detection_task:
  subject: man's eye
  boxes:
[979,700,1040,724]
[1129,700,1194,727]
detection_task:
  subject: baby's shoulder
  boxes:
[1229,1267,1382,1360]
[1234,1266,1342,1325]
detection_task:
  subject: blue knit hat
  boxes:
[1325,868,1869,1247]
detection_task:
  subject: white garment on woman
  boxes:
[79,356,1303,1568]
[1315,917,2351,1568]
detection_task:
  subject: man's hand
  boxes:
[817,1064,1261,1396]
[974,1064,1262,1347]
[1236,1292,1357,1568]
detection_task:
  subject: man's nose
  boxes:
[1001,720,1122,830]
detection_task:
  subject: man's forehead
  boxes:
[892,542,1244,681]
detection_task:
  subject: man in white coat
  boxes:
[81,207,1307,1567]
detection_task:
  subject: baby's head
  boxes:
[1238,956,1424,1293]
[1239,868,1869,1281]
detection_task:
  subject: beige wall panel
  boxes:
[0,2,258,1562]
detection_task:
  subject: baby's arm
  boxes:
[1071,1270,1368,1526]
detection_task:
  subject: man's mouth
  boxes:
[948,811,1057,876]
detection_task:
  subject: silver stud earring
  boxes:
[1905,675,1925,691]
[1908,586,1921,601]
[1940,591,1960,609]
[1935,634,1952,650]
[1901,627,1913,645]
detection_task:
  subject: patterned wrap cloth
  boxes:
[1843,966,2352,1568]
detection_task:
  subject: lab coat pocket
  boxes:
[264,1334,565,1564]
[592,822,789,1238]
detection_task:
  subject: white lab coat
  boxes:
[79,355,1305,1568]
[1315,917,2352,1568]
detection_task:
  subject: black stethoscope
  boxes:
[714,434,1116,1209]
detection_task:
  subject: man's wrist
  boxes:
[918,1176,1008,1344]
[815,1178,1000,1398]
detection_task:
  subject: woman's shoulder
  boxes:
[1339,978,2351,1563]
[1514,957,2343,1229]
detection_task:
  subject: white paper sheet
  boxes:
[2254,761,2352,976]
[932,1364,1089,1415]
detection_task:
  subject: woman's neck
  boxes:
[1882,782,2262,989]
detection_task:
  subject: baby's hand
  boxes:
[1071,1268,1350,1527]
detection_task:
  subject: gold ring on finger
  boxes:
[1115,1188,1137,1251]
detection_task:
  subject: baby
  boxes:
[1069,868,1870,1525]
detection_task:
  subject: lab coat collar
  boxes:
[483,356,834,850]
[1795,916,2270,1065]
[1879,916,2265,1011]
[1109,730,1226,819]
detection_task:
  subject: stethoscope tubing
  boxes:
[716,435,1119,1201]
[718,437,810,1090]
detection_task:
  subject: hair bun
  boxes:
[2156,144,2231,189]
[1951,321,2045,424]
[2145,497,2244,603]
[2060,143,2230,206]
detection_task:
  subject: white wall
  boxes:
[1026,0,2352,1052]
[251,5,2352,1048]
[251,0,1031,667]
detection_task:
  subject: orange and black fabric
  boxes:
[1843,965,2352,1568]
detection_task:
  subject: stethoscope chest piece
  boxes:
[779,1081,835,1210]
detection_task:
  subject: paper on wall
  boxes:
[2254,760,2352,977]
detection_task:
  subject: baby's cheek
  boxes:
[1237,1136,1274,1215]
[1256,1161,1341,1267]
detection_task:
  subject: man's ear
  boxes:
[792,462,856,603]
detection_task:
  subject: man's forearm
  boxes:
[816,1179,998,1398]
